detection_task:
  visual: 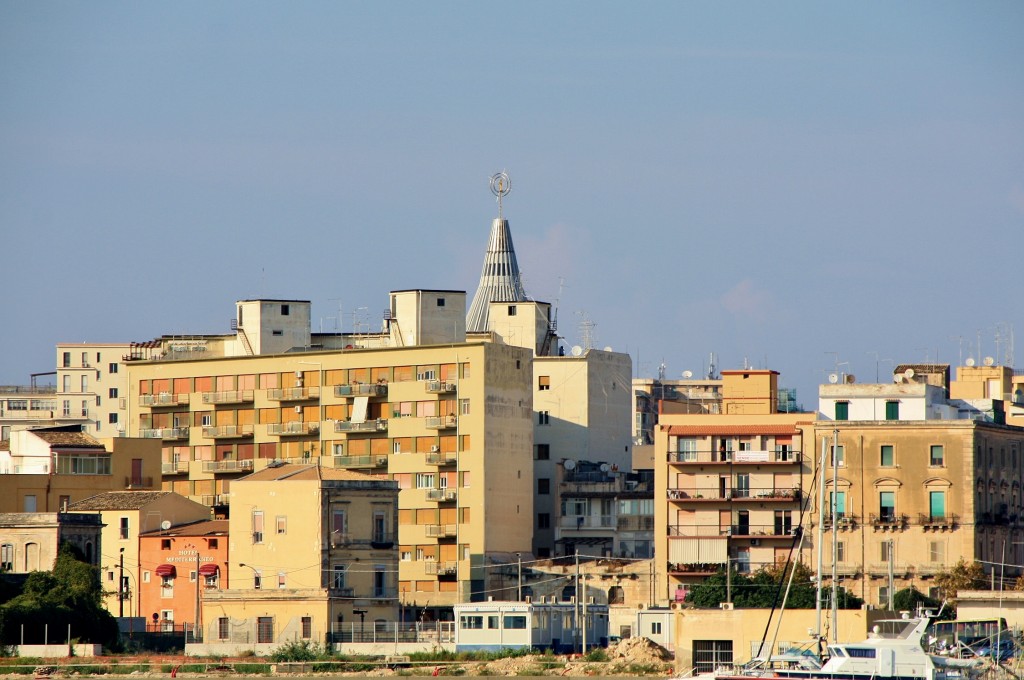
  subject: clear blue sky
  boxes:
[2,2,1022,405]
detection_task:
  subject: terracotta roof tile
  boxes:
[68,491,174,511]
[33,431,103,448]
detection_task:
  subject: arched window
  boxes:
[24,542,39,572]
[0,544,13,572]
[608,585,625,604]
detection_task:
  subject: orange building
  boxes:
[138,519,229,634]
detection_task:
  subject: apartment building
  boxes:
[124,291,535,615]
[654,369,813,604]
[54,343,133,438]
[0,426,161,513]
[198,463,398,646]
[813,365,1024,606]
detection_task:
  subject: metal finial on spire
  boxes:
[489,171,511,220]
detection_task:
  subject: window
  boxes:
[879,491,895,520]
[535,444,550,460]
[829,491,846,518]
[62,400,70,416]
[281,304,290,315]
[108,413,118,424]
[81,375,88,392]
[257,616,273,643]
[252,511,264,544]
[881,541,895,562]
[272,330,283,336]
[878,586,891,608]
[119,517,130,540]
[830,445,844,467]
[929,541,945,563]
[161,539,172,550]
[332,566,346,589]
[23,495,37,513]
[538,411,550,425]
[301,616,312,639]
[929,491,946,520]
[507,306,517,316]
[693,640,733,674]
[401,550,411,562]
[108,363,118,374]
[218,617,229,640]
[504,615,527,629]
[81,352,88,366]
[885,401,899,420]
[461,616,484,629]
[253,571,262,589]
[880,445,894,467]
[537,513,550,529]
[109,388,118,398]
[416,473,435,489]
[0,544,13,571]
[930,445,945,467]
[332,509,347,538]
[7,400,27,411]
[278,572,286,589]
[836,541,845,563]
[677,438,698,462]
[651,621,662,635]
[834,401,849,421]
[487,615,499,629]
[436,297,445,307]
[538,376,550,391]
[276,516,287,534]
[209,539,218,549]
[538,478,550,495]
[62,352,71,368]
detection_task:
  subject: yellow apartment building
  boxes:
[0,427,161,513]
[654,370,815,604]
[196,463,398,649]
[124,290,536,616]
[54,343,134,438]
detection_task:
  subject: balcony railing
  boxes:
[202,424,254,438]
[424,561,458,576]
[267,421,320,436]
[616,515,655,531]
[727,524,796,538]
[201,459,255,473]
[425,452,457,465]
[425,380,457,394]
[124,476,154,489]
[916,513,960,529]
[139,393,189,407]
[334,383,387,397]
[822,514,860,531]
[330,586,355,598]
[334,419,388,433]
[201,390,254,405]
[267,387,320,401]
[161,461,190,474]
[425,415,457,430]
[332,454,388,468]
[667,524,732,537]
[667,487,801,501]
[426,489,458,502]
[869,513,908,529]
[559,515,616,529]
[140,427,190,440]
[199,494,231,506]
[669,449,802,464]
[426,524,457,538]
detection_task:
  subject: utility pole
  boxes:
[118,548,125,618]
[831,427,839,643]
[516,552,522,601]
[575,550,581,654]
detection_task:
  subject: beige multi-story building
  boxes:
[124,290,535,616]
[813,365,1024,606]
[54,343,133,438]
[199,463,399,647]
[0,427,161,513]
[0,511,103,572]
[654,369,814,604]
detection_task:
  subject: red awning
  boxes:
[198,563,219,576]
[155,564,176,577]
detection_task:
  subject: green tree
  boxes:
[892,586,941,613]
[934,559,986,604]
[685,561,863,609]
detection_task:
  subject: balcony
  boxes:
[559,515,616,529]
[727,524,796,538]
[124,476,154,489]
[667,524,732,537]
[425,451,457,465]
[669,449,802,465]
[425,380,456,394]
[667,487,801,502]
[202,424,254,439]
[330,586,355,598]
[668,563,722,576]
[332,454,388,469]
[199,494,232,506]
[916,513,959,530]
[201,459,255,473]
[425,415,457,430]
[822,514,860,531]
[201,390,254,405]
[267,421,320,436]
[334,383,387,398]
[868,513,908,530]
[161,461,190,475]
[139,393,189,407]
[140,427,190,440]
[426,524,457,538]
[424,561,458,576]
[267,387,320,402]
[334,419,388,433]
[616,515,655,532]
[426,489,458,502]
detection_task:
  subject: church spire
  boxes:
[466,172,528,333]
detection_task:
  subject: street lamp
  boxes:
[238,563,260,589]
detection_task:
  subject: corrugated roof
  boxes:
[68,491,174,511]
[664,424,804,436]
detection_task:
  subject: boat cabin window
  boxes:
[846,648,876,658]
[829,647,847,657]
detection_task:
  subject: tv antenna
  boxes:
[489,171,511,220]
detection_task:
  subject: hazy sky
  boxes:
[2,2,1022,405]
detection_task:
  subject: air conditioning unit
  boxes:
[294,405,303,413]
[750,539,761,546]
[430,445,440,453]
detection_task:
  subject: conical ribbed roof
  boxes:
[466,217,528,332]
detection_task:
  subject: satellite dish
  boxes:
[682,370,693,379]
[845,374,856,384]
[965,357,976,367]
[983,356,995,367]
[160,520,171,531]
[904,368,915,379]
[599,463,610,472]
[603,346,613,352]
[571,345,583,357]
[828,373,839,384]
[893,375,902,383]
[563,459,576,470]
